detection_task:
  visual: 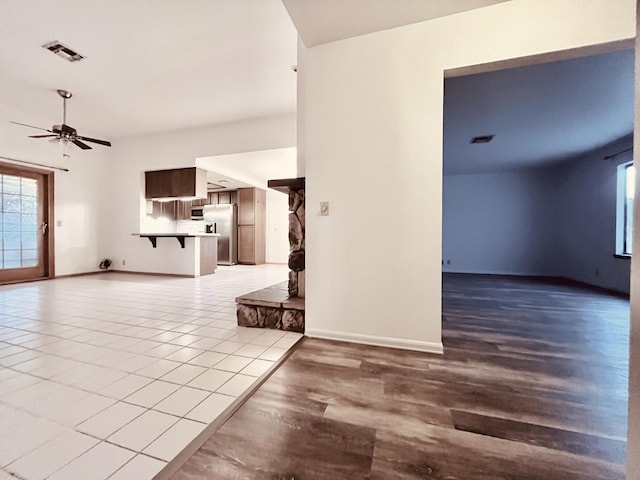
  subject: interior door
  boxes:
[0,163,53,284]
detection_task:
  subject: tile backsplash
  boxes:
[177,220,206,234]
[140,218,205,234]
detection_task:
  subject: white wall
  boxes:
[554,138,632,294]
[299,0,635,353]
[53,150,112,275]
[266,189,289,263]
[105,113,295,274]
[443,169,561,276]
[442,138,632,294]
[0,104,111,276]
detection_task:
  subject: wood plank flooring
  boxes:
[170,274,629,479]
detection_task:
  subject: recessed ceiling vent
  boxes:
[42,41,85,62]
[470,134,494,144]
[207,183,226,190]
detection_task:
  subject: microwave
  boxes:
[191,206,205,220]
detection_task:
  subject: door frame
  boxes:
[0,161,55,284]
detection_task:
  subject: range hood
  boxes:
[145,167,207,200]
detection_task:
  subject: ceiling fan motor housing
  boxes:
[52,124,78,139]
[51,124,78,140]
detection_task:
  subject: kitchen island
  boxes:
[132,233,219,276]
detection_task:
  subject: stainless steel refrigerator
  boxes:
[203,204,237,265]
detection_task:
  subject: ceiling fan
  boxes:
[10,89,112,151]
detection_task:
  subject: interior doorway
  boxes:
[440,42,634,477]
[0,162,54,284]
[440,46,635,342]
[441,46,634,291]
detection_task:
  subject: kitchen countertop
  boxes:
[132,232,220,237]
[133,232,220,249]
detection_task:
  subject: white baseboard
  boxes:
[305,328,443,355]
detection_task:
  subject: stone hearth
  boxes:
[235,282,304,333]
[236,177,305,332]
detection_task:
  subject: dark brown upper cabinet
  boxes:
[145,167,207,200]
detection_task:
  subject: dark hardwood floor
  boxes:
[170,274,629,479]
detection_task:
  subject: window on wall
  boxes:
[617,161,635,256]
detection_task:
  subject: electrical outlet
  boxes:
[56,220,62,227]
[446,259,451,265]
[320,201,329,216]
[122,259,126,266]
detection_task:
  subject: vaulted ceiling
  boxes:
[0,0,633,177]
[281,0,511,47]
[0,0,514,143]
[0,0,298,139]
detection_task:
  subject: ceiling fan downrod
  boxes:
[57,89,72,125]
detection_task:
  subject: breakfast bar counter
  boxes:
[132,233,219,276]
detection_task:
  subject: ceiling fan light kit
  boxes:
[10,89,112,154]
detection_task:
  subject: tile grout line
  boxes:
[152,335,307,480]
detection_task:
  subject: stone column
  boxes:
[288,188,305,297]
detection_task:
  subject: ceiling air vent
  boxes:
[207,183,226,190]
[470,134,494,144]
[42,41,85,62]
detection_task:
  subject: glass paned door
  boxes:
[0,165,50,283]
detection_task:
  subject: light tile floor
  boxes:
[0,264,302,480]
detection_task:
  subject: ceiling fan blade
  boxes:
[77,136,111,147]
[9,121,53,133]
[28,134,58,138]
[72,139,92,150]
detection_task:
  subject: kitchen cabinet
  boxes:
[145,167,207,200]
[151,200,177,220]
[150,199,192,221]
[237,225,255,264]
[208,191,237,205]
[218,191,231,204]
[145,172,171,200]
[148,190,239,221]
[175,200,192,220]
[237,187,265,265]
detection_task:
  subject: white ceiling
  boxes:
[443,48,635,175]
[0,0,512,145]
[0,1,633,179]
[282,0,511,47]
[0,0,298,140]
[197,147,297,191]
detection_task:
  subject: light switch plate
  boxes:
[320,201,329,216]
